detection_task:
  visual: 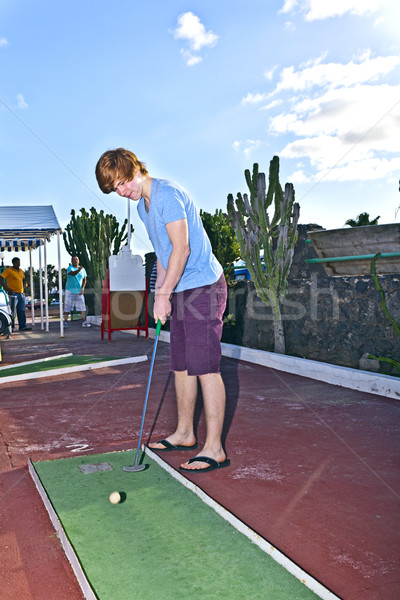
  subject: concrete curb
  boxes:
[220,343,400,400]
[146,328,399,400]
[86,318,399,400]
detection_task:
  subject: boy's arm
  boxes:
[155,260,166,291]
[153,219,190,324]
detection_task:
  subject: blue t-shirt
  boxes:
[137,179,222,293]
[66,265,87,293]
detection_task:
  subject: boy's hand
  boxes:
[153,291,172,325]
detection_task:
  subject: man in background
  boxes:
[0,257,31,331]
[64,256,91,327]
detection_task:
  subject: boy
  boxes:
[95,148,229,473]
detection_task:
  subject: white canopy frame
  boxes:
[0,206,64,337]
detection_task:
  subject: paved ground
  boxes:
[1,319,399,600]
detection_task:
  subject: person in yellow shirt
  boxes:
[0,257,31,331]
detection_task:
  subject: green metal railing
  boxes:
[306,252,400,264]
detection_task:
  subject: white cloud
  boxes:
[241,91,283,111]
[263,52,400,182]
[233,139,262,157]
[264,66,278,81]
[311,156,400,182]
[273,51,400,93]
[173,12,218,51]
[280,0,389,21]
[373,16,385,27]
[306,0,387,21]
[180,49,202,67]
[172,12,218,66]
[289,169,310,183]
[0,37,8,47]
[280,0,299,14]
[17,94,28,109]
[260,100,283,111]
[275,82,400,178]
[271,83,400,140]
[284,20,296,31]
[241,92,269,105]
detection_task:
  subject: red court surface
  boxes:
[0,322,399,600]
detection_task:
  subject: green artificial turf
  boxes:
[0,356,121,378]
[33,452,318,600]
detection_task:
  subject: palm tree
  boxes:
[345,212,380,227]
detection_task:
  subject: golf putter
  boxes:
[123,319,162,472]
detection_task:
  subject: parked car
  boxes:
[232,254,266,281]
[26,299,46,309]
[232,260,251,281]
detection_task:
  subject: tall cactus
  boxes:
[63,207,131,314]
[227,156,300,354]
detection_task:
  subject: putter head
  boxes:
[122,464,146,472]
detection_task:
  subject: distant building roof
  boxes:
[307,223,400,275]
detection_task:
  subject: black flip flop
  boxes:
[179,456,230,473]
[149,439,198,452]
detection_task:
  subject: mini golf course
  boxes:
[0,353,148,383]
[31,451,319,600]
[2,328,398,600]
[0,356,120,377]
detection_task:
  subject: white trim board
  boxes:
[0,353,73,371]
[221,343,400,400]
[146,327,399,400]
[0,355,148,385]
[28,459,97,600]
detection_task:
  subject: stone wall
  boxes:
[221,224,399,372]
[222,274,399,372]
[145,225,400,372]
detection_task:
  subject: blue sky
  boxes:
[1,0,399,270]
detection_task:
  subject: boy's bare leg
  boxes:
[148,370,198,449]
[180,372,226,470]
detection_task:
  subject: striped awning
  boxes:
[0,239,45,252]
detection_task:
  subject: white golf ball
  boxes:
[109,491,121,504]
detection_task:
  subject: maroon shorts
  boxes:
[170,274,227,376]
